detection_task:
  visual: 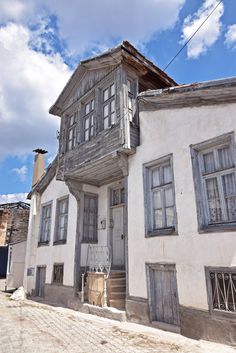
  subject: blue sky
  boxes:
[0,0,236,202]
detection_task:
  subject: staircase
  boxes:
[108,271,126,309]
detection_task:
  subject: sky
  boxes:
[0,0,236,203]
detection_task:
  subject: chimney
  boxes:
[32,149,48,187]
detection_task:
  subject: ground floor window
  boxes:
[206,267,236,313]
[52,264,64,285]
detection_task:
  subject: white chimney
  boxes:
[32,149,47,187]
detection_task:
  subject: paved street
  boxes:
[0,291,235,353]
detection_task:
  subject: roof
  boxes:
[138,76,236,110]
[49,41,177,116]
[0,201,30,210]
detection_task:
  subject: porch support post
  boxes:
[103,274,108,307]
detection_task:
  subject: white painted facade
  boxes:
[128,101,236,311]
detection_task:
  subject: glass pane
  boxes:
[163,165,172,184]
[85,103,90,115]
[85,130,89,141]
[69,129,73,139]
[111,112,116,124]
[110,83,115,96]
[218,147,233,169]
[104,117,109,129]
[203,152,215,173]
[154,209,162,229]
[121,188,125,203]
[112,189,119,205]
[85,117,89,129]
[223,173,236,197]
[153,191,162,209]
[127,79,132,93]
[152,167,160,187]
[69,115,74,126]
[165,188,174,207]
[128,95,132,109]
[166,207,174,227]
[103,104,109,117]
[103,88,109,101]
[206,178,222,222]
[91,99,94,111]
[111,99,115,113]
[90,126,94,137]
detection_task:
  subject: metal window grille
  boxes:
[53,264,64,285]
[209,270,236,312]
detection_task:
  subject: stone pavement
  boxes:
[0,291,235,353]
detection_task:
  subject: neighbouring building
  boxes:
[126,78,236,346]
[23,41,236,346]
[0,202,30,280]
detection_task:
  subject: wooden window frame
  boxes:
[102,82,116,130]
[83,98,95,142]
[191,132,236,233]
[82,193,98,243]
[38,201,52,246]
[54,196,69,245]
[52,263,64,285]
[143,155,177,237]
[66,112,77,151]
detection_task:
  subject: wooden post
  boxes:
[103,273,108,307]
[81,273,85,303]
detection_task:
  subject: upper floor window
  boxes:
[143,155,177,237]
[67,113,77,151]
[83,194,98,243]
[103,83,115,129]
[54,196,69,244]
[84,98,95,141]
[191,133,236,232]
[39,202,52,244]
[127,79,135,122]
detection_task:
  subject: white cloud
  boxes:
[12,165,28,182]
[0,23,72,160]
[181,0,224,59]
[0,0,186,55]
[225,24,236,49]
[0,193,29,204]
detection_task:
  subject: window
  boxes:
[206,267,236,313]
[143,155,176,236]
[191,133,236,231]
[102,83,115,129]
[83,194,98,242]
[111,187,125,206]
[83,98,95,141]
[54,197,69,244]
[39,203,52,244]
[67,113,77,151]
[52,264,64,285]
[127,79,135,122]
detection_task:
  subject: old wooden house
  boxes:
[24,42,175,308]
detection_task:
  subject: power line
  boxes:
[163,0,223,72]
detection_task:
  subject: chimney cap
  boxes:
[33,149,48,154]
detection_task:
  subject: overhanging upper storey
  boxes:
[49,41,176,185]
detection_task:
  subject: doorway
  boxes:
[35,266,46,297]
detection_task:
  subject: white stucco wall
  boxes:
[128,102,236,310]
[7,241,26,289]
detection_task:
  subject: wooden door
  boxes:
[149,264,180,326]
[112,206,125,268]
[36,266,46,297]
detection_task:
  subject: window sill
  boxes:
[146,227,177,238]
[38,241,50,247]
[199,222,236,233]
[210,308,236,319]
[53,239,67,246]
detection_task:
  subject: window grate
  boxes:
[52,264,64,285]
[209,270,236,312]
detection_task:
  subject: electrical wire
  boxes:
[163,0,223,72]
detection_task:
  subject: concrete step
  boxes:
[110,284,126,293]
[109,299,125,309]
[108,278,126,287]
[109,271,125,279]
[110,292,126,300]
